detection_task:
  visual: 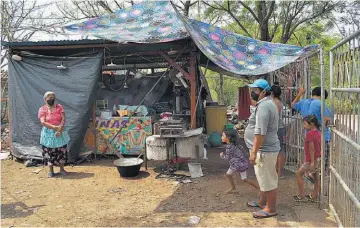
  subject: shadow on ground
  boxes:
[1,202,44,219]
[121,171,150,180]
[1,146,336,227]
[150,148,336,227]
[53,171,95,180]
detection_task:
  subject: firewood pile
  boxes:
[235,120,248,138]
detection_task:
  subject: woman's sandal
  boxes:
[306,194,319,203]
[247,201,265,209]
[59,170,67,176]
[293,195,307,202]
[48,172,55,178]
[253,210,277,219]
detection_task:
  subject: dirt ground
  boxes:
[1,148,336,227]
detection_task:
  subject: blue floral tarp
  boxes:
[182,18,318,75]
[64,1,187,43]
[64,1,319,76]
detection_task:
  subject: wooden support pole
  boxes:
[190,54,196,129]
[6,98,11,152]
[219,73,224,105]
[160,50,197,129]
[92,103,97,161]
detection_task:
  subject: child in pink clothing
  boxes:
[294,115,321,203]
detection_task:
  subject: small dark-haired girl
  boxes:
[221,129,260,194]
[294,114,321,203]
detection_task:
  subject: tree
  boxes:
[206,70,248,106]
[55,1,131,21]
[203,1,338,43]
[330,0,360,37]
[1,0,64,67]
[55,0,198,25]
[172,0,198,17]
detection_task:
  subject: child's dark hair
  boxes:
[312,87,328,99]
[271,84,282,99]
[303,114,321,128]
[223,129,239,145]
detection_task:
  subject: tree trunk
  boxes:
[260,23,271,42]
[219,74,224,105]
[183,0,192,17]
[256,1,272,42]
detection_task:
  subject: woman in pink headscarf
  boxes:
[38,91,70,177]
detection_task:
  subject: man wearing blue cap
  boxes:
[244,79,280,219]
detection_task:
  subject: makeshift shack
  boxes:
[2,1,318,163]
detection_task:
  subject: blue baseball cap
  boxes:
[248,79,271,91]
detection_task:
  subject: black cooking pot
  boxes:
[114,158,143,177]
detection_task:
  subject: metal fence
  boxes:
[327,30,360,227]
[271,52,319,173]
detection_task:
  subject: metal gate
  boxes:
[327,30,360,227]
[272,51,319,173]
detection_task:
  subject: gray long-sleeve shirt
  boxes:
[244,96,280,153]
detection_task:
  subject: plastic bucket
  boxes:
[188,163,203,178]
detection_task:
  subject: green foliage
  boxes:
[204,69,248,106]
[203,1,338,42]
[204,21,342,106]
[200,1,345,106]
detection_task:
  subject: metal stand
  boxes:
[165,138,179,172]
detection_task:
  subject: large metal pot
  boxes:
[114,158,143,177]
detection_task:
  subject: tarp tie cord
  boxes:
[103,45,190,154]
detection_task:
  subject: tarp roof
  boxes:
[63,1,319,76]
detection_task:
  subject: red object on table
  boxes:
[171,157,186,164]
[160,112,172,119]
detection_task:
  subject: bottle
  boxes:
[113,104,117,116]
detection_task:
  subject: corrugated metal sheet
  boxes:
[2,37,191,48]
[1,39,115,47]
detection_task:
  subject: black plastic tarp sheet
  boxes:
[8,53,102,162]
[97,73,171,109]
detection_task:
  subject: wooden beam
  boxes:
[160,50,197,128]
[189,54,197,129]
[159,51,192,80]
[219,73,224,105]
[7,99,11,152]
